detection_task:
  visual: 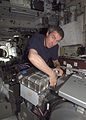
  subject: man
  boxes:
[23,25,64,87]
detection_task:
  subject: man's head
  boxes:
[44,25,64,48]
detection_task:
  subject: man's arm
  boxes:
[28,48,57,86]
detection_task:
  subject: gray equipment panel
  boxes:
[0,102,12,119]
[59,74,86,108]
[50,102,86,120]
[20,102,39,120]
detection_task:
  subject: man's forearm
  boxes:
[28,49,58,86]
[28,49,53,77]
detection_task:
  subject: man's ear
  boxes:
[46,32,49,36]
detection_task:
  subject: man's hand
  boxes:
[53,68,63,77]
[49,71,57,87]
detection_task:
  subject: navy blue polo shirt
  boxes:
[23,33,59,63]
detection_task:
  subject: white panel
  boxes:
[20,84,39,106]
[60,21,84,46]
[77,14,83,32]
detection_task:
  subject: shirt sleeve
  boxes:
[28,33,41,51]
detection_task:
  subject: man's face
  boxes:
[45,31,62,48]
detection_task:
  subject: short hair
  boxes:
[47,25,64,40]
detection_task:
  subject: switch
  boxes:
[74,62,78,67]
[63,61,66,65]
